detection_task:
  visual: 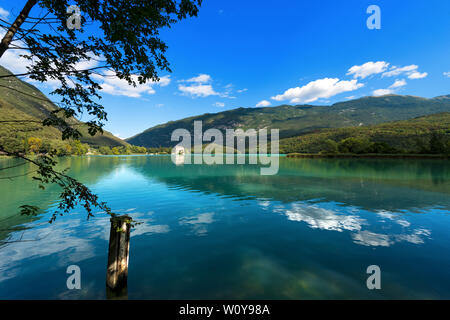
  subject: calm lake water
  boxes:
[0,155,449,299]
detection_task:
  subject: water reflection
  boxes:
[179,212,215,236]
[0,217,97,282]
[261,200,434,247]
[274,202,364,232]
[0,156,449,299]
[129,156,450,212]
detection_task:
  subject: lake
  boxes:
[0,155,449,299]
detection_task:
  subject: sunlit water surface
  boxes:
[0,155,449,299]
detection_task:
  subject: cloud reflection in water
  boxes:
[260,200,432,247]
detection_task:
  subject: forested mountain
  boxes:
[0,65,128,154]
[3,61,449,155]
[279,112,450,154]
[127,94,450,148]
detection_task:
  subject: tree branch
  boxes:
[0,0,38,57]
[0,66,111,79]
[0,147,114,222]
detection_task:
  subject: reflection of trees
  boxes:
[60,156,140,184]
[2,155,448,243]
[0,156,120,243]
[134,157,450,212]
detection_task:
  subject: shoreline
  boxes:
[286,153,449,159]
[2,153,449,160]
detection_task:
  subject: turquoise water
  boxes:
[0,155,449,299]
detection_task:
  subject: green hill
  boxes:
[0,65,128,152]
[279,112,450,154]
[127,94,450,147]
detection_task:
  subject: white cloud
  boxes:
[0,36,104,89]
[444,72,450,78]
[178,74,234,98]
[34,54,103,90]
[382,64,418,77]
[347,61,389,79]
[408,71,428,79]
[394,228,431,244]
[0,7,9,20]
[376,210,410,227]
[178,83,218,98]
[237,88,248,93]
[263,201,431,248]
[347,61,427,82]
[182,73,212,83]
[372,88,394,96]
[389,79,406,88]
[74,53,101,70]
[0,31,30,74]
[352,231,392,247]
[0,38,169,97]
[382,64,427,79]
[0,218,96,282]
[256,100,271,107]
[0,48,30,74]
[373,79,407,97]
[155,76,171,87]
[131,223,169,237]
[271,78,364,104]
[93,70,171,98]
[213,102,225,107]
[353,228,431,247]
[179,212,215,236]
[220,83,234,98]
[276,203,365,232]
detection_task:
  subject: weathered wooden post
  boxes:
[106,215,131,298]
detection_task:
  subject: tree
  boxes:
[69,140,88,155]
[0,137,26,154]
[429,133,446,154]
[111,147,121,155]
[0,0,202,226]
[28,137,42,153]
[40,141,52,154]
[98,146,112,155]
[320,139,338,154]
[56,144,71,156]
[338,137,371,154]
[366,141,397,154]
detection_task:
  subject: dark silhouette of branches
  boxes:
[0,147,115,222]
[0,161,27,170]
[0,169,38,180]
[0,66,111,79]
[0,0,38,56]
[0,0,202,231]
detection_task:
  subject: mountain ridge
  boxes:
[279,111,450,154]
[127,94,450,148]
[0,65,128,150]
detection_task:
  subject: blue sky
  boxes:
[1,0,449,139]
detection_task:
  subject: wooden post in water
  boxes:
[106,215,131,297]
